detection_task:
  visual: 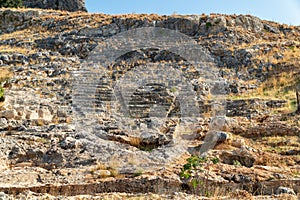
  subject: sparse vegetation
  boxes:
[0,9,299,199]
[0,67,12,84]
[228,72,300,113]
[127,136,157,152]
[0,86,4,102]
[0,0,23,8]
[180,156,207,179]
[206,22,212,29]
[179,156,220,197]
[90,161,119,178]
[233,160,242,166]
[258,136,300,154]
[295,89,300,113]
[133,169,143,177]
[0,68,12,103]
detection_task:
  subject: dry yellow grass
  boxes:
[0,7,165,38]
[0,67,12,83]
[282,46,300,62]
[128,136,143,148]
[229,69,299,113]
[258,135,300,153]
[0,44,37,55]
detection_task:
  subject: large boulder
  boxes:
[234,15,264,32]
[23,0,87,12]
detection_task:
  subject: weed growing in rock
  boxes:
[179,155,219,197]
[233,160,242,166]
[211,157,220,164]
[180,156,207,179]
[0,86,4,102]
[0,67,12,103]
[133,169,143,177]
[206,22,212,29]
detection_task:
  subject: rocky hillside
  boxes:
[0,8,299,199]
[23,0,86,12]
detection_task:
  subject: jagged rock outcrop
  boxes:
[0,10,39,34]
[23,0,86,12]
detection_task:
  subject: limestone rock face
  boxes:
[23,0,87,12]
[234,15,264,32]
[0,10,299,198]
[0,10,39,33]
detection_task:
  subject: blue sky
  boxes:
[85,0,300,25]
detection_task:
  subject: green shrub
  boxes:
[206,22,212,29]
[179,156,207,179]
[0,86,4,102]
[0,0,23,8]
[233,160,242,166]
[179,156,219,197]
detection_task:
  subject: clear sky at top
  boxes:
[85,0,300,25]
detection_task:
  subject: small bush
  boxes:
[0,0,23,8]
[133,169,143,177]
[179,156,219,197]
[179,156,208,179]
[206,22,213,29]
[0,87,4,102]
[233,160,242,166]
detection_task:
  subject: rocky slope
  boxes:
[0,8,299,199]
[23,0,87,12]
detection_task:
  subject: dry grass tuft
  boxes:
[128,136,142,148]
[0,67,12,83]
[229,189,254,200]
[0,44,37,55]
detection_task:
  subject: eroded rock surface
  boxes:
[23,0,86,12]
[0,9,299,199]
